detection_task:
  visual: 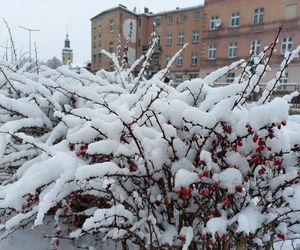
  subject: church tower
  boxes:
[62,34,73,65]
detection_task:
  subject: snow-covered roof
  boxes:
[151,5,204,16]
[90,4,136,20]
[90,4,204,21]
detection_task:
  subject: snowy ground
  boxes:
[0,226,299,250]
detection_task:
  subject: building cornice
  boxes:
[90,4,204,21]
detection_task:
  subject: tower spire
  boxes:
[62,26,73,65]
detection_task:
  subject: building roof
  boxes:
[152,4,204,16]
[90,4,204,21]
[90,4,137,21]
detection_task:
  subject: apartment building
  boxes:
[91,1,300,84]
[91,5,138,72]
[91,4,203,81]
[201,0,300,84]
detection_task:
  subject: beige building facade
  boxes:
[91,1,300,84]
[201,0,300,83]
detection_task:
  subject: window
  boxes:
[281,37,293,54]
[167,15,173,25]
[155,17,161,26]
[178,32,185,44]
[166,33,173,46]
[231,12,240,27]
[253,8,264,24]
[251,40,261,56]
[285,4,297,20]
[109,19,114,32]
[189,73,198,79]
[109,41,114,53]
[178,14,184,24]
[192,30,200,43]
[228,42,237,58]
[191,53,198,65]
[208,44,216,60]
[165,55,172,66]
[227,72,235,83]
[279,72,288,84]
[176,53,183,66]
[98,54,102,66]
[154,57,160,67]
[210,16,220,30]
[194,11,200,20]
[175,74,183,82]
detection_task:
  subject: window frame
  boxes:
[227,72,235,83]
[230,12,240,27]
[109,19,114,32]
[210,16,219,30]
[194,11,200,21]
[192,30,200,43]
[208,44,217,60]
[251,40,261,56]
[167,15,173,25]
[228,42,238,58]
[166,33,173,46]
[178,32,185,44]
[176,53,183,66]
[178,14,185,24]
[281,37,293,55]
[191,53,198,65]
[253,8,264,24]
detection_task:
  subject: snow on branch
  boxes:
[0,31,299,250]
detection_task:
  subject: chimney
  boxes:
[144,7,149,14]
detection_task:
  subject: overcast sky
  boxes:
[0,0,204,64]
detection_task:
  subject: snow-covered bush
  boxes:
[0,36,300,249]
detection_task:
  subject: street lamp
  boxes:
[0,43,11,61]
[19,26,40,62]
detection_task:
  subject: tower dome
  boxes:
[62,33,73,65]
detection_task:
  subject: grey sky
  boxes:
[0,0,204,64]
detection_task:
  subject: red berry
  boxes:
[209,239,216,245]
[199,234,206,241]
[274,159,281,166]
[235,186,243,193]
[220,234,228,241]
[200,189,210,196]
[231,144,237,151]
[199,171,209,178]
[281,121,287,126]
[211,210,218,217]
[258,167,265,175]
[223,198,232,206]
[55,239,60,246]
[258,157,265,164]
[253,134,259,143]
[243,176,249,182]
[63,207,68,216]
[277,233,285,240]
[211,182,219,189]
[178,235,185,241]
[258,139,266,146]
